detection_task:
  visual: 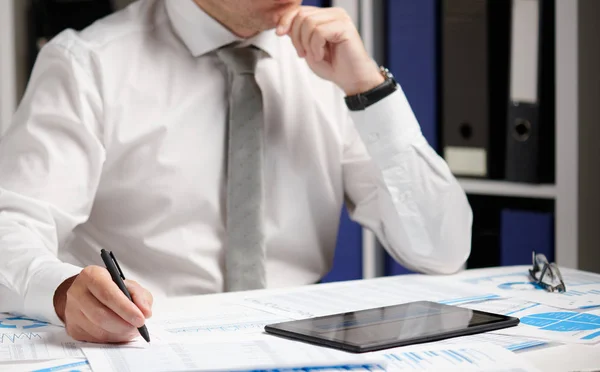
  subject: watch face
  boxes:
[380,66,394,80]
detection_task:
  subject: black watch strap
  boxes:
[344,67,398,111]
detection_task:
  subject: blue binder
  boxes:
[384,0,439,276]
[386,0,438,148]
[321,207,363,283]
[500,209,554,266]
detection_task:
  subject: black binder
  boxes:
[504,0,555,183]
[27,0,114,72]
[441,0,510,179]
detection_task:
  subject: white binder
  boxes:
[510,0,540,107]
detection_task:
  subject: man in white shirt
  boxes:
[0,0,472,343]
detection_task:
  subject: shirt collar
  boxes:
[165,0,280,58]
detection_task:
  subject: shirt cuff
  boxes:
[349,86,426,162]
[23,261,82,326]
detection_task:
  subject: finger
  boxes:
[78,309,138,343]
[276,6,317,36]
[289,7,324,57]
[84,266,146,328]
[125,279,153,319]
[299,12,338,60]
[310,19,352,45]
[290,9,308,57]
[75,288,138,334]
[309,28,327,62]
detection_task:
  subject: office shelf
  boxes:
[457,178,556,199]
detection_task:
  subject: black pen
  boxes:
[100,249,150,342]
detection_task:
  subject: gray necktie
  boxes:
[217,46,266,291]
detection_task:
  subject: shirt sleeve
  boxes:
[342,85,473,274]
[0,32,105,325]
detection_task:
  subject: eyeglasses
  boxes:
[528,251,566,293]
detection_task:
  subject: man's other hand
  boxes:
[53,265,153,343]
[276,6,384,96]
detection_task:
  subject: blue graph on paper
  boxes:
[0,332,43,344]
[0,316,50,330]
[31,360,91,372]
[238,364,385,372]
[382,346,507,370]
[460,269,600,309]
[465,270,600,288]
[520,312,600,340]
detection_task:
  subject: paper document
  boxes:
[484,301,600,344]
[243,275,500,319]
[0,332,84,362]
[436,332,548,352]
[0,313,82,361]
[462,297,600,344]
[0,312,171,362]
[30,359,91,372]
[82,336,386,372]
[0,314,63,333]
[455,266,600,310]
[0,358,91,372]
[372,343,541,371]
[231,367,385,372]
[149,303,291,337]
[461,297,541,316]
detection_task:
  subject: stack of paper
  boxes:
[370,343,542,372]
[435,332,548,352]
[4,267,600,371]
[455,266,600,310]
[81,336,387,372]
[242,275,500,320]
[463,298,600,345]
[1,358,92,372]
[0,313,85,362]
[148,302,293,336]
[80,336,543,372]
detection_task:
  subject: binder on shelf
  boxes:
[384,0,438,276]
[441,0,510,179]
[500,209,554,266]
[466,195,501,269]
[505,0,555,184]
[27,0,114,72]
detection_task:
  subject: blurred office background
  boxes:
[0,0,598,279]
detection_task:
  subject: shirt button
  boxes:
[368,132,379,143]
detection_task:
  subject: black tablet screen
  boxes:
[265,301,518,352]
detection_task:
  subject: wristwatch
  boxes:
[344,66,398,111]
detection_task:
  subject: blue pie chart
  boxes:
[520,311,600,340]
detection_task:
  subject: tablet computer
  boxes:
[264,301,519,353]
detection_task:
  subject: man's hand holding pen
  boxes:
[53,265,153,343]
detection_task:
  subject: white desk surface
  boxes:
[2,267,600,372]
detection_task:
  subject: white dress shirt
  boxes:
[0,0,472,325]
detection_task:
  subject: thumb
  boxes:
[125,279,153,319]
